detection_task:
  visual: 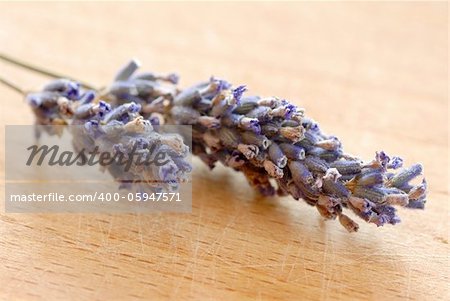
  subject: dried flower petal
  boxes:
[338,213,359,233]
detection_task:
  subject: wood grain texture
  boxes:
[0,2,448,300]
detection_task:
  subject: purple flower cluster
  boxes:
[25,60,428,232]
[26,79,82,126]
[26,77,191,193]
[101,59,179,126]
[170,77,427,232]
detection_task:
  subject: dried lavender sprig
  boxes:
[1,54,192,193]
[5,56,428,232]
[167,76,427,232]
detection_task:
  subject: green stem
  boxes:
[0,53,97,90]
[0,76,26,95]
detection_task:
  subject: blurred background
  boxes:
[0,2,448,300]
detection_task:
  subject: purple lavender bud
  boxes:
[43,79,81,100]
[237,144,259,159]
[29,91,60,107]
[407,197,426,209]
[132,71,179,85]
[408,179,427,200]
[388,164,423,188]
[171,106,201,124]
[191,99,210,113]
[246,106,272,121]
[158,160,178,183]
[232,85,247,101]
[380,186,406,195]
[315,137,341,151]
[215,78,231,93]
[348,197,373,214]
[261,122,279,137]
[114,59,141,81]
[316,195,341,218]
[374,205,400,225]
[134,80,161,96]
[296,180,320,203]
[283,103,296,119]
[296,138,314,153]
[240,131,270,149]
[281,120,300,128]
[84,120,104,139]
[167,73,179,84]
[322,177,350,198]
[304,156,329,173]
[221,113,241,127]
[65,81,81,100]
[108,81,139,96]
[376,151,390,168]
[263,160,284,178]
[26,93,43,108]
[74,103,94,119]
[373,214,389,227]
[383,193,409,206]
[239,117,261,133]
[97,101,111,118]
[258,97,279,108]
[279,143,305,160]
[270,103,296,119]
[317,194,340,209]
[211,93,238,117]
[148,113,163,126]
[310,147,342,162]
[354,170,384,187]
[233,100,258,115]
[303,129,320,144]
[174,84,204,106]
[338,213,359,233]
[330,160,361,175]
[103,102,140,123]
[323,168,342,182]
[288,161,314,185]
[132,71,158,81]
[353,186,385,203]
[79,90,96,104]
[316,204,337,219]
[279,126,304,142]
[113,143,127,156]
[387,156,403,169]
[134,137,149,149]
[268,143,287,168]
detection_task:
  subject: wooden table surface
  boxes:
[0,2,448,300]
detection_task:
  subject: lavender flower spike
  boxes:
[169,75,428,232]
[26,77,192,194]
[24,59,428,232]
